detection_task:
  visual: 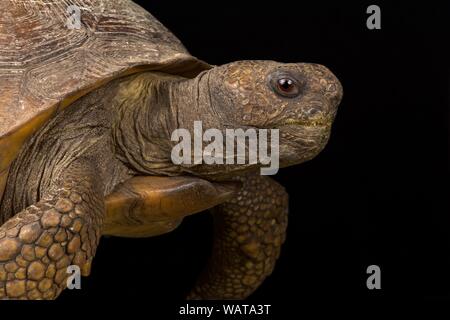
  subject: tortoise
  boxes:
[0,0,342,300]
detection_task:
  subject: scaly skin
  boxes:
[189,174,288,299]
[0,160,103,299]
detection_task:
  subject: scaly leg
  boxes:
[189,174,288,299]
[0,160,104,300]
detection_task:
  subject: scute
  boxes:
[0,0,211,199]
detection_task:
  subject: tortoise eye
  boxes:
[278,78,295,91]
[271,76,301,98]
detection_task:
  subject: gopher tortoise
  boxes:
[0,0,342,299]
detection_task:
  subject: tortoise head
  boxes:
[112,60,342,178]
[200,60,343,169]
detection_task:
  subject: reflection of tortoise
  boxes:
[0,0,342,300]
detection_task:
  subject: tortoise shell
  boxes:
[0,0,211,200]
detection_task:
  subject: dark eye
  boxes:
[278,78,295,91]
[272,77,301,98]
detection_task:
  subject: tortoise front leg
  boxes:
[188,174,288,299]
[0,160,104,300]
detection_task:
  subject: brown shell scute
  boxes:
[0,0,210,186]
[0,0,209,138]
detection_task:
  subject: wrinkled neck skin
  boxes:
[112,72,213,177]
[112,72,181,176]
[112,71,261,180]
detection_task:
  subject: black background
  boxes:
[58,0,449,311]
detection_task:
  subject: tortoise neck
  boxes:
[112,71,211,176]
[169,70,218,129]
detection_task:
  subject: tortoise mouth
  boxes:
[282,118,332,128]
